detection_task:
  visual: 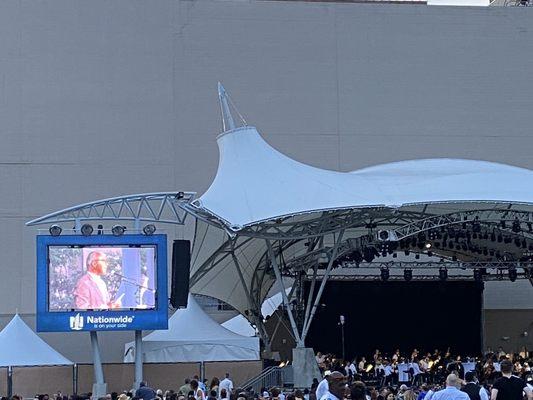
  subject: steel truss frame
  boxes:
[391,208,533,240]
[26,192,196,228]
[188,205,533,348]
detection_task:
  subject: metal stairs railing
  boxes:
[240,366,285,393]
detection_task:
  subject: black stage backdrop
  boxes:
[305,281,483,358]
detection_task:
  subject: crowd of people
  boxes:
[4,347,533,400]
[314,347,533,387]
[3,373,238,400]
[311,347,533,400]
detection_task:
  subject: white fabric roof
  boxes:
[221,289,288,336]
[195,126,533,229]
[124,295,259,362]
[189,124,533,319]
[0,314,73,367]
[221,315,256,337]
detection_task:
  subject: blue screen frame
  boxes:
[36,234,168,332]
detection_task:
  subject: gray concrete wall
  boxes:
[0,0,532,361]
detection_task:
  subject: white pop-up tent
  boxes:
[0,314,73,367]
[124,296,259,362]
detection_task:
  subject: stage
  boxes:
[305,281,484,358]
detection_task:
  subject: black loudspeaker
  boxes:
[170,240,190,308]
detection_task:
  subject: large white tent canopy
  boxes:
[192,126,533,229]
[0,314,73,367]
[124,296,259,362]
[185,122,533,321]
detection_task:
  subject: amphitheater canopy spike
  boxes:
[217,83,247,132]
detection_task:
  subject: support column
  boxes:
[301,230,345,342]
[90,331,107,399]
[134,330,143,389]
[266,240,303,347]
[73,363,78,395]
[7,366,12,397]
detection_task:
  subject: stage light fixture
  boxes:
[176,191,185,200]
[427,251,433,257]
[142,224,157,236]
[379,230,390,241]
[500,220,506,229]
[404,250,410,256]
[415,254,420,259]
[81,223,93,236]
[97,224,103,235]
[439,268,448,281]
[363,247,374,263]
[425,243,432,249]
[112,225,125,236]
[404,269,413,282]
[512,218,521,233]
[509,268,518,282]
[380,267,390,281]
[473,269,483,282]
[49,225,62,236]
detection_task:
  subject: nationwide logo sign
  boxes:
[69,313,84,330]
[68,313,135,331]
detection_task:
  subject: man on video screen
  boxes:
[74,251,122,309]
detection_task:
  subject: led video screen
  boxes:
[36,234,168,332]
[48,246,156,311]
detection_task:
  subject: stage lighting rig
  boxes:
[512,218,521,233]
[380,267,390,281]
[473,269,483,282]
[509,268,518,282]
[363,247,375,263]
[81,223,93,236]
[473,217,481,233]
[49,225,62,236]
[112,225,125,236]
[439,268,448,281]
[404,269,413,282]
[142,224,157,236]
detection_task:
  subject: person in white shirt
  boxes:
[316,376,330,400]
[319,372,346,400]
[431,374,470,400]
[358,357,367,373]
[349,360,357,377]
[219,373,233,397]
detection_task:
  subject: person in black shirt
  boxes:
[462,371,488,400]
[491,360,532,400]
